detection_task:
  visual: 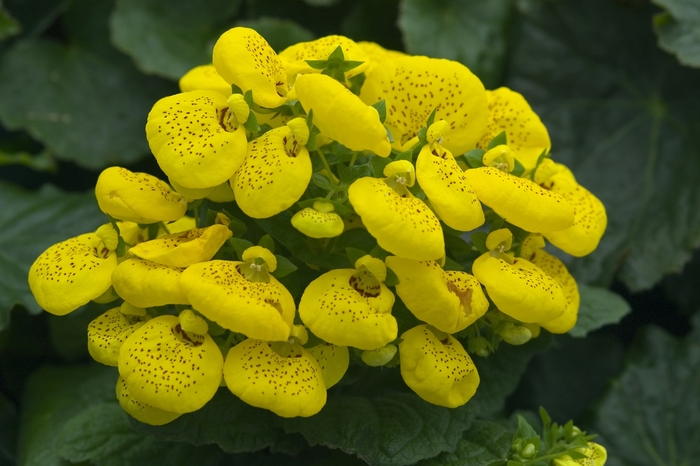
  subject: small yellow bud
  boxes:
[215,212,231,226]
[312,200,335,213]
[95,224,119,251]
[287,117,309,146]
[120,302,147,317]
[227,94,250,123]
[241,245,277,272]
[178,309,209,335]
[383,160,415,187]
[482,144,515,172]
[486,228,513,252]
[361,344,397,367]
[355,255,387,283]
[290,324,309,345]
[498,322,532,345]
[521,443,536,458]
[426,120,449,144]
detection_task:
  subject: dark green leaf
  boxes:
[0,4,20,40]
[0,149,55,172]
[568,286,631,338]
[372,99,387,124]
[399,0,514,87]
[48,302,109,362]
[0,392,17,466]
[0,183,102,329]
[425,108,437,128]
[237,16,314,52]
[511,159,525,177]
[652,0,700,68]
[272,254,297,279]
[110,0,241,79]
[394,150,413,163]
[593,326,700,465]
[464,149,486,168]
[258,234,275,253]
[415,420,512,466]
[0,39,173,169]
[311,173,333,191]
[470,232,488,254]
[339,163,373,187]
[3,0,66,38]
[371,154,392,177]
[345,247,367,266]
[384,266,400,287]
[443,256,464,271]
[222,211,248,238]
[487,131,507,150]
[303,0,340,6]
[229,237,254,260]
[507,0,700,290]
[244,110,261,133]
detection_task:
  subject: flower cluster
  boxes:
[28,28,607,426]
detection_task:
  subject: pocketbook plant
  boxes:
[28,26,607,460]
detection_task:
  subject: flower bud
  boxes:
[498,322,532,345]
[361,344,397,367]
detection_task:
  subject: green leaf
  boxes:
[272,254,297,279]
[281,388,477,466]
[237,16,315,52]
[415,420,512,466]
[372,99,387,124]
[303,0,340,6]
[592,326,700,466]
[338,163,373,187]
[394,150,413,163]
[384,266,400,287]
[48,302,109,362]
[470,232,488,254]
[371,154,392,176]
[568,285,631,338]
[398,0,514,87]
[110,0,241,79]
[345,247,367,266]
[0,3,20,40]
[0,38,173,169]
[311,173,333,191]
[0,183,103,329]
[507,0,700,291]
[0,392,17,466]
[487,131,507,150]
[258,234,275,253]
[443,256,464,271]
[229,237,254,260]
[511,159,525,177]
[464,149,486,168]
[652,0,700,68]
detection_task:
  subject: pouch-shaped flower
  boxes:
[307,344,349,389]
[386,257,489,334]
[295,73,391,157]
[179,64,231,96]
[472,252,565,323]
[553,442,607,466]
[357,41,406,78]
[279,35,369,81]
[476,87,551,170]
[87,305,150,366]
[464,166,574,233]
[116,376,182,426]
[29,233,118,315]
[212,27,288,108]
[232,125,312,218]
[118,314,223,414]
[399,324,480,408]
[95,167,187,224]
[146,90,248,189]
[360,55,488,154]
[416,143,484,232]
[180,260,295,341]
[128,224,232,268]
[291,201,345,239]
[224,339,326,417]
[111,259,189,308]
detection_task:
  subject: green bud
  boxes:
[361,344,397,367]
[498,322,532,346]
[521,443,535,458]
[468,336,490,357]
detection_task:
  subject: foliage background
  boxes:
[0,0,698,464]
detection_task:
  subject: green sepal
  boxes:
[229,237,254,260]
[394,150,413,163]
[345,247,367,266]
[258,234,275,253]
[511,158,525,177]
[231,84,243,95]
[368,244,388,261]
[470,232,488,253]
[340,60,364,72]
[243,110,261,134]
[384,267,400,287]
[417,127,428,146]
[348,72,366,95]
[385,126,394,143]
[115,236,127,257]
[272,255,297,278]
[221,210,248,238]
[487,131,508,150]
[464,148,486,168]
[426,108,438,128]
[327,45,345,62]
[305,59,329,69]
[147,223,159,240]
[442,256,464,271]
[372,100,387,123]
[530,148,550,180]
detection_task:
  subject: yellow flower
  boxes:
[361,344,397,367]
[279,35,369,81]
[178,64,231,96]
[476,87,551,170]
[348,162,444,261]
[28,233,118,316]
[294,73,391,157]
[520,235,580,333]
[212,27,288,108]
[118,313,223,414]
[464,166,574,233]
[307,344,349,388]
[169,178,216,201]
[87,303,150,366]
[299,255,397,350]
[146,90,248,189]
[399,324,479,408]
[180,259,295,342]
[231,123,312,218]
[128,224,232,268]
[360,55,488,154]
[553,443,607,466]
[116,376,182,426]
[415,141,484,232]
[111,258,189,308]
[224,339,326,417]
[357,41,406,78]
[206,182,236,203]
[536,160,607,257]
[386,256,489,334]
[291,200,344,238]
[95,167,187,224]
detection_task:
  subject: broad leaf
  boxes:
[0,183,102,329]
[0,392,16,466]
[110,0,241,80]
[415,420,512,466]
[653,0,700,68]
[593,325,700,465]
[507,0,700,291]
[0,3,20,40]
[236,17,315,52]
[569,285,631,338]
[398,0,514,87]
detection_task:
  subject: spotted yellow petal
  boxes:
[291,207,344,238]
[212,27,287,108]
[95,167,187,224]
[180,260,294,341]
[299,269,397,350]
[224,339,326,417]
[386,257,488,334]
[169,178,216,201]
[554,443,607,466]
[29,234,118,316]
[416,144,484,231]
[472,252,565,323]
[87,307,148,366]
[348,177,444,261]
[111,259,189,308]
[295,73,391,157]
[128,225,232,268]
[357,41,407,78]
[464,167,574,233]
[476,87,551,170]
[119,315,223,414]
[116,376,181,426]
[306,344,349,389]
[179,64,231,96]
[360,55,488,155]
[399,324,479,408]
[146,90,248,189]
[280,35,369,81]
[232,126,312,218]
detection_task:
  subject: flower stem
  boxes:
[317,149,338,188]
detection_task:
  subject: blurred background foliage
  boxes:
[0,0,698,465]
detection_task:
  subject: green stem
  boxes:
[349,152,358,167]
[317,149,338,188]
